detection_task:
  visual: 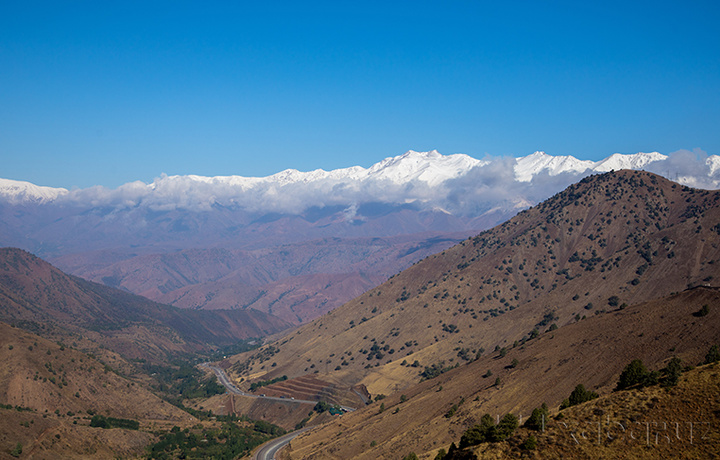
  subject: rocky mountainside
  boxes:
[225,170,720,404]
[0,248,289,362]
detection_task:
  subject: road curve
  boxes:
[199,362,356,459]
[199,362,356,411]
[252,426,312,460]
[200,362,247,396]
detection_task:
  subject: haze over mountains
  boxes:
[2,149,719,325]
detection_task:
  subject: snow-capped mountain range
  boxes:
[1,148,716,326]
[2,150,717,213]
[0,178,69,204]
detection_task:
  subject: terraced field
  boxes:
[258,375,365,407]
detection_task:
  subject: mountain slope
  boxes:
[54,234,467,324]
[0,321,193,459]
[0,248,289,361]
[284,286,720,459]
[225,170,720,397]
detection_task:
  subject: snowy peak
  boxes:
[515,151,595,182]
[593,152,667,172]
[1,149,717,211]
[368,150,486,186]
[0,178,68,204]
[156,149,484,191]
[514,151,668,182]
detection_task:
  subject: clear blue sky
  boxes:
[1,1,718,188]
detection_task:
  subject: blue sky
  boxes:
[1,1,719,188]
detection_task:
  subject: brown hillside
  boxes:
[283,286,720,459]
[0,247,289,362]
[226,171,720,397]
[53,233,467,325]
[521,362,720,459]
[0,322,194,459]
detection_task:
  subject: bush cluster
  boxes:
[460,413,518,447]
[560,384,598,409]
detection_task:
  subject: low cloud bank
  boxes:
[52,150,720,216]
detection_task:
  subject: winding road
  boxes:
[200,362,357,459]
[200,362,356,411]
[252,426,312,460]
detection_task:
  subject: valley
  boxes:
[4,0,718,455]
[0,169,719,458]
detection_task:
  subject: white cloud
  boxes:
[23,150,720,217]
[645,149,720,189]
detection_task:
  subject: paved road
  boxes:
[199,362,248,396]
[200,362,359,459]
[200,362,315,405]
[252,426,312,460]
[199,362,356,412]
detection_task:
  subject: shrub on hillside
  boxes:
[460,414,494,447]
[560,384,598,409]
[10,443,22,458]
[90,414,139,430]
[661,357,683,387]
[521,434,537,450]
[249,375,288,392]
[494,413,519,441]
[437,442,478,459]
[313,401,331,413]
[524,403,549,431]
[693,304,710,317]
[616,359,650,390]
[705,345,720,364]
[459,413,518,447]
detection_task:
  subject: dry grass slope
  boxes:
[215,171,720,458]
[227,171,720,394]
[282,287,720,458]
[0,322,194,459]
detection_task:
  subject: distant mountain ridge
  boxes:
[513,151,667,181]
[2,150,715,211]
[0,248,289,360]
[1,149,718,327]
[0,178,69,204]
